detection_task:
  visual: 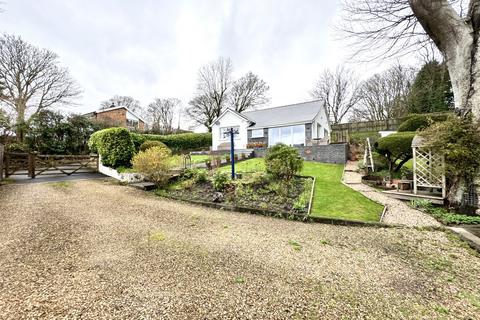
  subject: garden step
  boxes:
[130,182,157,191]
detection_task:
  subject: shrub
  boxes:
[6,142,29,153]
[139,140,169,152]
[244,171,269,186]
[132,146,180,186]
[212,171,229,191]
[182,168,208,183]
[265,143,303,180]
[195,170,208,183]
[375,132,415,173]
[420,116,480,181]
[397,113,449,132]
[88,128,135,168]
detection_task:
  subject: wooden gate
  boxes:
[3,152,99,179]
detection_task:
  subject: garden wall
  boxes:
[254,143,348,164]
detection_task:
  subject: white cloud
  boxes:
[0,0,416,129]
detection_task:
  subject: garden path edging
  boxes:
[155,192,400,228]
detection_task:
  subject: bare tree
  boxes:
[198,57,232,112]
[187,57,232,131]
[100,95,141,112]
[146,98,180,133]
[351,64,415,121]
[186,94,218,132]
[0,34,81,140]
[229,72,270,112]
[340,0,480,119]
[310,66,360,124]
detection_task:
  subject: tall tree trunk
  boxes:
[410,0,480,206]
[410,0,480,119]
[15,102,26,142]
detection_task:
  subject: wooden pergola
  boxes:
[412,135,446,199]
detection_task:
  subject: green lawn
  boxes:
[219,158,383,222]
[190,154,211,164]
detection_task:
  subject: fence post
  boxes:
[28,152,36,179]
[5,152,10,177]
[0,144,4,181]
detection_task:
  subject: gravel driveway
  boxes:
[0,180,479,319]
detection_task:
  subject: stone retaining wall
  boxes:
[254,144,348,164]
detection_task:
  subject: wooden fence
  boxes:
[3,152,98,179]
[331,118,402,133]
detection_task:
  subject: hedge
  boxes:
[131,132,212,152]
[88,128,135,168]
[397,113,449,132]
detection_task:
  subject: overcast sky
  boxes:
[0,0,400,128]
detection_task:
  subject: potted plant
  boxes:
[225,155,231,163]
[241,153,246,160]
[205,159,212,170]
[234,154,239,162]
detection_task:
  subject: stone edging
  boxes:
[157,192,398,228]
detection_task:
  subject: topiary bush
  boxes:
[265,143,303,180]
[375,132,415,173]
[139,140,170,152]
[88,127,135,168]
[397,113,449,132]
[132,146,180,186]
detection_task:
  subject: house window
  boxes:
[220,126,240,140]
[251,129,264,138]
[126,119,139,129]
[268,125,305,146]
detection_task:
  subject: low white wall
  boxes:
[98,155,144,183]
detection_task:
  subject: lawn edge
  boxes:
[156,192,404,228]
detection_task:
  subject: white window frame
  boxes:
[268,125,305,146]
[251,129,264,138]
[220,126,240,141]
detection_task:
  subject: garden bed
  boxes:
[159,171,314,216]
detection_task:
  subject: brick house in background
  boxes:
[85,105,146,132]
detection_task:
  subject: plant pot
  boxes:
[205,160,212,170]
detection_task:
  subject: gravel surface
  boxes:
[1,180,479,319]
[343,162,440,227]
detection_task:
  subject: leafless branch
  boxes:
[229,71,270,113]
[310,66,361,124]
[0,34,81,139]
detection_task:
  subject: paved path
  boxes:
[343,161,440,227]
[1,180,479,319]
